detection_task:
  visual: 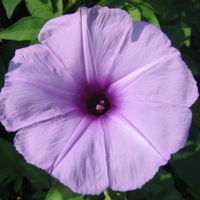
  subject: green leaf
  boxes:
[104,191,111,200]
[83,193,105,200]
[13,176,23,193]
[107,189,127,200]
[124,2,141,21]
[143,0,174,15]
[2,0,22,19]
[171,141,195,162]
[0,41,29,64]
[128,0,143,3]
[162,25,185,48]
[25,0,63,20]
[171,150,200,190]
[45,181,83,200]
[0,17,46,41]
[0,138,51,191]
[191,99,200,131]
[0,172,7,183]
[97,0,125,8]
[51,0,63,16]
[0,138,22,172]
[18,159,51,191]
[182,27,191,47]
[30,38,40,45]
[158,188,184,200]
[138,5,160,27]
[182,54,199,75]
[1,174,16,186]
[32,191,48,199]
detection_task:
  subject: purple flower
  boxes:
[0,7,198,195]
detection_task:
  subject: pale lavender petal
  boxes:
[101,111,167,191]
[83,7,133,87]
[38,11,91,84]
[81,8,178,89]
[14,111,84,170]
[15,115,109,195]
[105,22,176,88]
[109,52,198,107]
[38,7,135,86]
[0,44,81,131]
[115,101,192,161]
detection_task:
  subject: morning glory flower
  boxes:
[0,7,198,195]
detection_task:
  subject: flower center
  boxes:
[87,94,110,116]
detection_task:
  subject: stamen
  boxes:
[86,93,110,116]
[96,102,105,113]
[99,100,105,105]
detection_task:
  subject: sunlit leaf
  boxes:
[45,181,83,200]
[124,2,141,21]
[138,5,160,27]
[30,38,40,45]
[0,17,46,41]
[25,0,63,20]
[104,190,111,200]
[182,27,191,47]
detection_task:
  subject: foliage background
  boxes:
[0,0,200,199]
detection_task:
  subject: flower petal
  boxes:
[15,114,109,195]
[114,101,192,161]
[38,7,134,86]
[104,22,178,87]
[77,8,177,89]
[105,22,176,87]
[109,52,198,108]
[0,44,81,131]
[101,111,167,191]
[14,111,83,170]
[38,10,90,84]
[83,7,133,87]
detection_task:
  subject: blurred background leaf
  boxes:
[97,0,125,8]
[1,0,22,19]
